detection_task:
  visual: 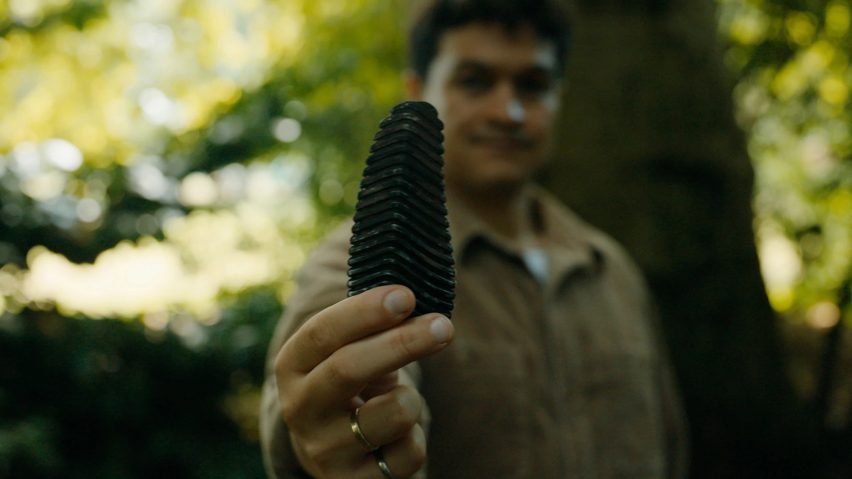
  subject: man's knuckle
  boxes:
[410,440,427,470]
[392,329,420,361]
[388,397,417,431]
[304,321,333,352]
[279,401,296,423]
[397,434,427,477]
[278,391,302,424]
[412,427,428,467]
[274,348,289,377]
[327,357,358,386]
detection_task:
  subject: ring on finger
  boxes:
[350,407,379,452]
[374,448,395,479]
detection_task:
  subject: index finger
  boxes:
[276,285,415,375]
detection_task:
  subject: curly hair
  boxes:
[408,0,572,78]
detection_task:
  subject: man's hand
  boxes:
[274,285,454,479]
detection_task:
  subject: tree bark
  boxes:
[543,1,820,476]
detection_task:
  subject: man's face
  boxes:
[409,22,562,195]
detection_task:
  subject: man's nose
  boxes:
[486,82,525,125]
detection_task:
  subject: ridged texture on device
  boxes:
[347,101,455,318]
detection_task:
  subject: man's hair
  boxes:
[408,0,571,78]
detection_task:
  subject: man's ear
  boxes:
[404,70,425,100]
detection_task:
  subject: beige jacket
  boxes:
[260,186,688,478]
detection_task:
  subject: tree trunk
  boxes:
[543,1,820,476]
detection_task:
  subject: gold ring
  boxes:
[374,449,395,479]
[350,407,379,452]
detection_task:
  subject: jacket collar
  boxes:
[446,184,604,283]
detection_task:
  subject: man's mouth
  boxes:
[470,134,533,150]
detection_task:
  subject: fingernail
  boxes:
[430,316,452,344]
[383,289,411,315]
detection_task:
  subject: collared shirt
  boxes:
[260,185,688,479]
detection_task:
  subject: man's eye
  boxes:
[516,78,553,97]
[457,75,492,92]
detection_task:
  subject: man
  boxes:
[260,1,688,478]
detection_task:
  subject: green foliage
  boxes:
[0,307,277,478]
[719,0,852,322]
[0,1,407,475]
[0,0,849,475]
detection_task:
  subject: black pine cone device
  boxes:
[347,101,455,318]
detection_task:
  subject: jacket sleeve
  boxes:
[258,222,429,478]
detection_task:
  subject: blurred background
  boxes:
[0,0,849,478]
